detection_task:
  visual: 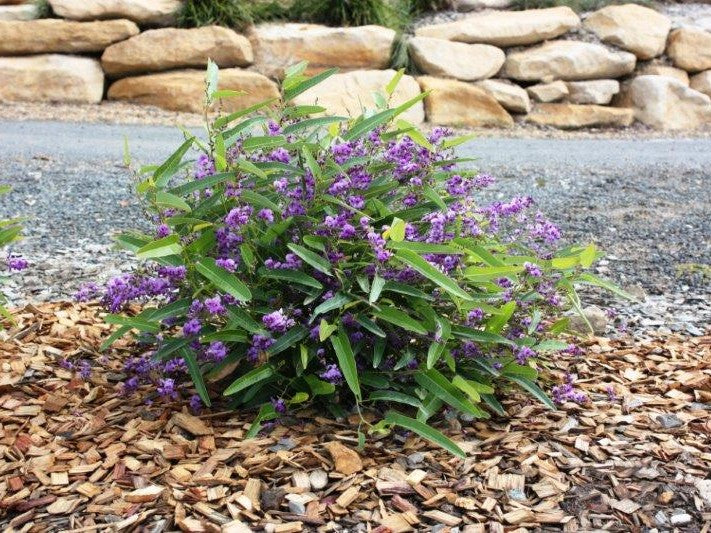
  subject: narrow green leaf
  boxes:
[385,69,404,96]
[196,258,251,301]
[284,67,339,100]
[245,403,278,438]
[155,191,191,212]
[242,135,286,152]
[223,365,274,396]
[214,98,278,128]
[100,325,131,351]
[369,390,422,408]
[181,347,211,407]
[104,314,159,333]
[385,411,465,458]
[287,243,332,275]
[414,369,488,418]
[268,325,309,356]
[331,329,361,401]
[507,375,556,410]
[374,306,428,335]
[154,136,194,188]
[396,249,472,301]
[136,235,183,260]
[369,275,386,303]
[259,267,323,290]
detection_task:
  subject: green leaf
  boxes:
[287,243,332,275]
[369,390,422,408]
[385,69,405,96]
[304,374,336,396]
[154,136,194,188]
[104,314,159,333]
[576,272,636,301]
[388,241,461,254]
[482,394,505,416]
[442,133,477,149]
[238,189,280,212]
[284,67,339,101]
[369,274,386,303]
[259,267,323,290]
[486,301,516,334]
[155,191,191,212]
[451,375,481,403]
[201,330,248,343]
[382,281,434,301]
[136,235,183,260]
[506,376,556,410]
[214,98,278,128]
[268,325,308,356]
[343,108,396,141]
[395,249,472,301]
[356,315,386,338]
[283,116,348,135]
[319,319,338,342]
[426,341,446,369]
[181,347,211,407]
[311,292,351,320]
[414,369,488,418]
[384,411,465,458]
[386,217,406,242]
[214,132,226,171]
[245,403,278,438]
[99,324,131,351]
[374,306,428,335]
[242,135,287,152]
[451,325,517,347]
[206,59,219,99]
[331,329,361,401]
[223,365,274,396]
[196,258,251,301]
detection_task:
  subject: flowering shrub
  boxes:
[0,186,27,326]
[87,62,622,455]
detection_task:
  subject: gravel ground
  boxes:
[0,120,709,336]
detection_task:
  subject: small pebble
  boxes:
[656,413,683,429]
[288,500,306,515]
[309,469,328,490]
[670,513,692,526]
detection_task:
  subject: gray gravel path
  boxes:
[1,120,709,333]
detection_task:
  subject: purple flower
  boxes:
[524,262,543,277]
[467,308,484,324]
[271,397,287,414]
[515,346,536,364]
[156,224,171,238]
[225,206,253,228]
[247,334,274,362]
[157,378,178,400]
[204,295,226,316]
[7,256,27,271]
[552,373,587,404]
[258,208,274,223]
[74,282,100,302]
[189,394,203,413]
[319,364,343,384]
[206,341,227,362]
[183,318,202,337]
[262,309,295,333]
[195,154,215,180]
[216,257,237,272]
[78,360,91,380]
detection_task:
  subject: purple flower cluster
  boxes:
[7,255,28,271]
[552,373,588,404]
[262,309,295,333]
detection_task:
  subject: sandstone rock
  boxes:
[0,4,37,20]
[503,40,636,81]
[418,76,513,127]
[0,19,138,55]
[408,37,504,81]
[566,79,620,104]
[415,7,580,47]
[102,26,252,77]
[475,78,531,113]
[454,0,512,10]
[620,75,711,130]
[250,23,395,79]
[108,69,279,114]
[583,4,670,60]
[48,0,181,26]
[0,54,104,103]
[637,63,689,86]
[526,103,634,129]
[667,28,711,73]
[690,70,711,98]
[292,69,424,124]
[527,80,568,102]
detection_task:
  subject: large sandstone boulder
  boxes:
[408,37,504,81]
[418,76,513,127]
[415,7,580,47]
[0,19,138,55]
[583,4,670,60]
[527,80,568,103]
[0,54,104,103]
[502,40,636,81]
[250,24,396,79]
[48,0,181,26]
[475,78,531,113]
[690,71,711,98]
[108,69,279,114]
[292,70,424,124]
[637,63,689,86]
[666,29,711,73]
[566,79,620,104]
[620,75,711,129]
[0,4,37,20]
[102,26,252,77]
[526,103,634,129]
[453,0,512,11]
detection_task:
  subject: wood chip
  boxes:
[124,485,165,503]
[324,441,362,475]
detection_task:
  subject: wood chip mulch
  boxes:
[1,302,709,532]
